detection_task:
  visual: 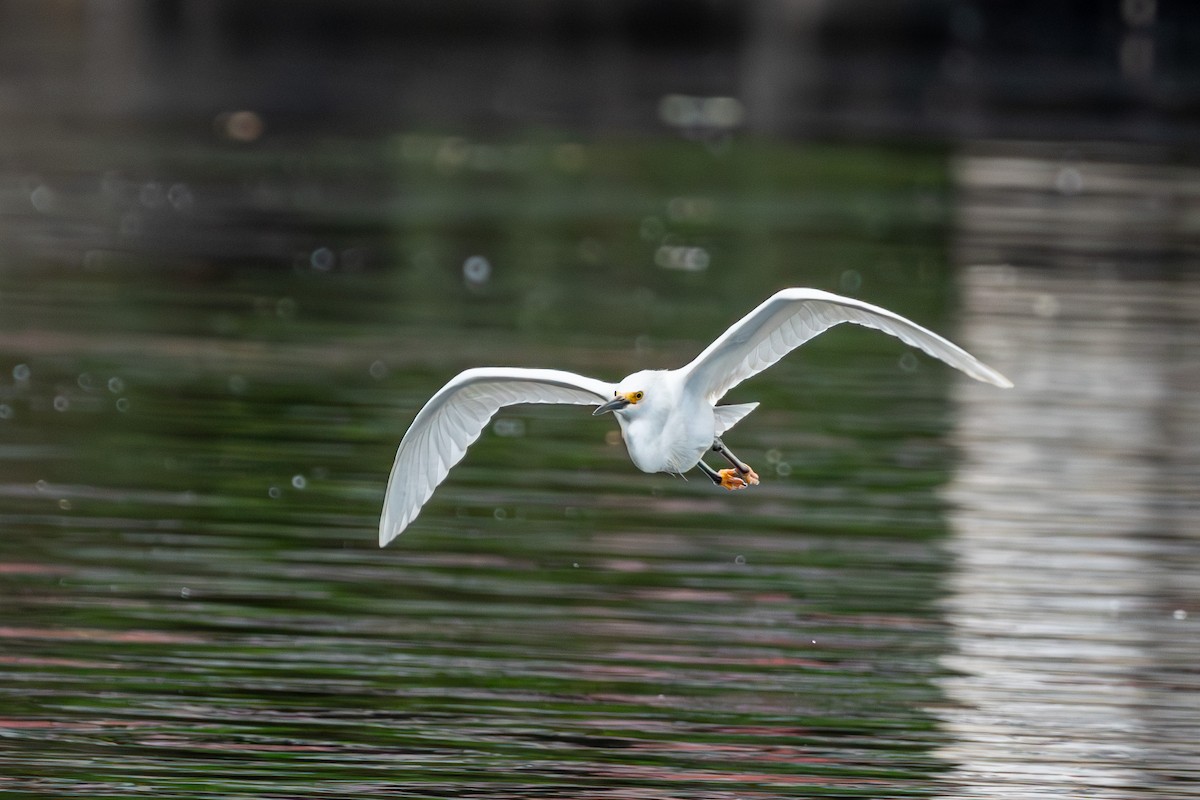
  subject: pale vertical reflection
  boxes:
[937,265,1200,798]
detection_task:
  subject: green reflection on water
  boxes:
[0,131,961,797]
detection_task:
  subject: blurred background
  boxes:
[1,2,1197,798]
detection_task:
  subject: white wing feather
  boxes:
[380,367,612,546]
[713,402,759,436]
[682,288,1012,403]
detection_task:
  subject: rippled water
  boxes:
[0,131,1196,798]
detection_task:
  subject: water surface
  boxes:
[0,130,1196,798]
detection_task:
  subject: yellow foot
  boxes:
[718,468,759,490]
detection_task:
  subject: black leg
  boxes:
[712,437,752,476]
[696,460,724,485]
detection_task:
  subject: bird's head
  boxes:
[592,370,661,417]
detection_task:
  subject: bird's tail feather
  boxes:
[714,402,759,436]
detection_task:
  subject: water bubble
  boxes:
[310,247,335,271]
[1123,0,1157,25]
[435,137,470,171]
[734,554,746,566]
[899,352,919,373]
[703,96,744,127]
[0,404,11,420]
[29,185,54,213]
[493,508,508,520]
[659,94,698,127]
[775,462,792,477]
[667,196,715,223]
[493,418,525,438]
[463,255,492,286]
[655,245,709,272]
[139,182,166,209]
[35,479,48,492]
[291,474,307,490]
[180,587,191,599]
[839,269,862,293]
[53,395,70,412]
[1055,166,1084,195]
[167,183,193,212]
[115,398,130,413]
[107,376,125,393]
[218,110,265,143]
[268,486,281,499]
[369,360,388,380]
[58,498,71,511]
[765,448,782,464]
[1033,293,1060,318]
[1175,609,1188,621]
[1121,33,1155,79]
[667,197,686,221]
[13,364,30,382]
[77,373,95,391]
[658,94,744,129]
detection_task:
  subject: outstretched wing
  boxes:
[380,367,613,546]
[681,288,1012,403]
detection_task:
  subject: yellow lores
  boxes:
[379,287,1011,546]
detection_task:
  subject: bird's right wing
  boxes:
[681,288,1012,403]
[379,367,612,546]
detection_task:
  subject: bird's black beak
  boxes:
[593,396,631,416]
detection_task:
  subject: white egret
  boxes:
[380,287,1010,545]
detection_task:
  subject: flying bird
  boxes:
[379,288,1010,545]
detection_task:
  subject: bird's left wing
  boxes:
[380,367,613,546]
[681,288,1012,404]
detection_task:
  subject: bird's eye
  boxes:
[633,391,644,401]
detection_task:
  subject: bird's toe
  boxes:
[743,468,760,486]
[718,469,748,490]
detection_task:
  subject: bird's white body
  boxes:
[379,288,1011,546]
[611,370,713,474]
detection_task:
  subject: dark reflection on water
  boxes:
[0,130,1196,798]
